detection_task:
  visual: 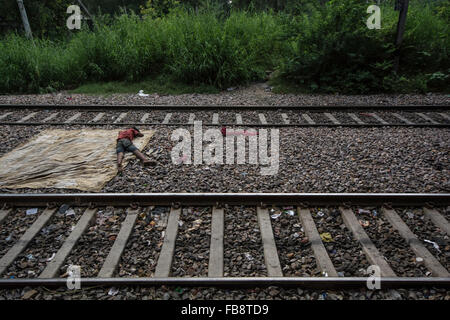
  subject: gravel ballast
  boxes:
[223,206,267,277]
[0,84,449,106]
[0,126,448,194]
[117,206,168,277]
[351,207,429,277]
[310,207,370,277]
[0,89,449,300]
[2,109,449,125]
[0,285,449,300]
[3,206,83,279]
[271,207,320,276]
[171,207,211,277]
[58,207,127,278]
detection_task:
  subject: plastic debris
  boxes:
[27,271,36,277]
[284,210,295,216]
[322,272,328,277]
[66,209,76,216]
[320,232,333,242]
[139,212,147,220]
[424,239,441,253]
[175,287,184,294]
[359,220,370,227]
[26,208,38,215]
[372,210,378,218]
[337,272,345,277]
[66,209,75,217]
[59,204,70,214]
[317,210,325,217]
[358,209,371,215]
[406,212,414,219]
[301,237,309,244]
[108,287,119,296]
[47,253,56,262]
[22,289,37,299]
[227,87,236,91]
[292,232,300,238]
[152,207,166,215]
[5,233,13,241]
[187,219,202,232]
[244,253,253,261]
[415,257,424,264]
[178,221,184,227]
[270,212,282,220]
[358,268,367,275]
[138,90,149,97]
[26,254,35,261]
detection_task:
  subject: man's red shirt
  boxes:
[117,128,139,141]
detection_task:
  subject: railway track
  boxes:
[0,193,449,289]
[0,106,449,127]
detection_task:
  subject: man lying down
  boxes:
[116,127,156,173]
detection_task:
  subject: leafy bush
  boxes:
[279,0,449,93]
[0,1,448,94]
[0,9,284,93]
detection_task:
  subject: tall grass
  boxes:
[0,9,284,94]
[0,1,448,94]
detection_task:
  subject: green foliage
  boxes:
[279,0,449,93]
[140,0,180,18]
[164,10,284,87]
[0,9,284,93]
[0,0,75,38]
[0,0,448,94]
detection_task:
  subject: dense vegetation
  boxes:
[0,0,448,94]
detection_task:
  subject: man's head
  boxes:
[132,126,144,137]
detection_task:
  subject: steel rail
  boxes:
[0,193,449,207]
[0,277,448,289]
[1,104,449,111]
[1,122,449,128]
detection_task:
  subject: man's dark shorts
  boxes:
[116,138,138,154]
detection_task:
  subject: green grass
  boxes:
[0,1,448,95]
[70,75,220,95]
